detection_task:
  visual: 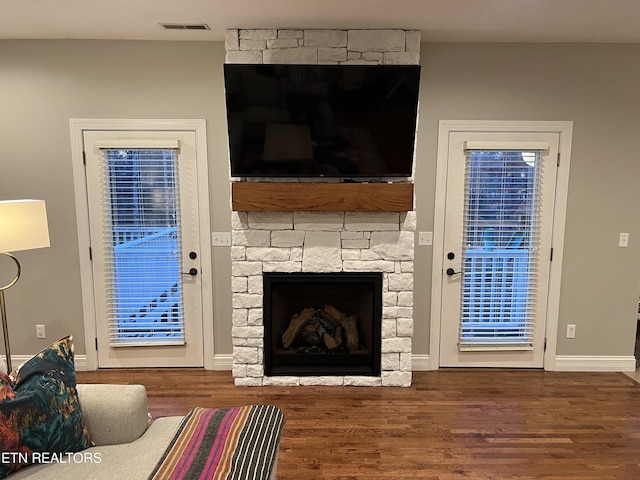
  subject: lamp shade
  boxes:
[0,200,50,253]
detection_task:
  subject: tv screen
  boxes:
[224,64,421,177]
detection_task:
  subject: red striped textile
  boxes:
[150,405,284,480]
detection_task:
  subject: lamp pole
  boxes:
[0,253,21,373]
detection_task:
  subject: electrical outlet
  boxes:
[211,232,231,247]
[36,324,46,339]
[566,324,576,339]
[418,231,433,246]
[619,232,629,247]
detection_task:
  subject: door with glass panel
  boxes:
[439,132,559,367]
[83,131,204,367]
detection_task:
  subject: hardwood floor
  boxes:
[76,369,640,479]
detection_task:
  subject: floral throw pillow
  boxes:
[0,335,91,478]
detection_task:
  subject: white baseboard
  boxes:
[1,355,89,373]
[212,354,233,370]
[16,353,632,374]
[411,354,434,371]
[554,355,636,372]
[76,354,233,372]
[74,355,89,371]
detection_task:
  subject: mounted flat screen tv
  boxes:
[224,64,421,177]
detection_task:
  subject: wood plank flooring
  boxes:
[76,369,640,479]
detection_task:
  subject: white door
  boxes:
[83,130,204,367]
[439,131,559,367]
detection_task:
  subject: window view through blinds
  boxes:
[101,148,185,346]
[459,150,542,350]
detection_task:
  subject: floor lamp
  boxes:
[0,200,50,373]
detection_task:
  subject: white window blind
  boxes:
[99,147,185,346]
[458,149,543,350]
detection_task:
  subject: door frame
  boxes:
[70,119,214,370]
[429,120,573,371]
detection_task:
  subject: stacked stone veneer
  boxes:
[227,28,419,387]
[231,211,415,387]
[225,29,420,65]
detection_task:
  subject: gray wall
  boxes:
[415,43,640,357]
[0,40,232,357]
[1,40,639,364]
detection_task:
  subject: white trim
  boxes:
[464,141,550,151]
[73,355,89,371]
[541,124,573,371]
[9,354,634,374]
[69,119,214,370]
[93,139,181,149]
[212,354,233,370]
[554,355,636,372]
[411,354,433,371]
[3,355,88,372]
[431,120,573,371]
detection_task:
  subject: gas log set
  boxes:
[281,305,363,354]
[263,272,381,376]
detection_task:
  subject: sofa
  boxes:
[8,384,283,480]
[2,336,283,480]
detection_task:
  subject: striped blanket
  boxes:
[149,405,285,480]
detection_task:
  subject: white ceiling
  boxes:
[1,0,640,43]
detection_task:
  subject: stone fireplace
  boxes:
[227,28,419,387]
[231,211,415,386]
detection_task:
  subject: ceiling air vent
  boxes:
[161,23,210,31]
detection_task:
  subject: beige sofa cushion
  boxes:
[76,384,150,446]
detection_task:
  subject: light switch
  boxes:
[212,232,231,246]
[418,231,433,246]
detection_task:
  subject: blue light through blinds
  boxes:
[101,148,185,346]
[459,150,542,350]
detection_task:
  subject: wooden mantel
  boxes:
[231,182,414,212]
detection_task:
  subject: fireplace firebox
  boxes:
[264,272,382,376]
